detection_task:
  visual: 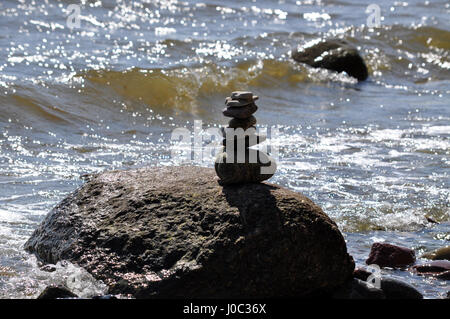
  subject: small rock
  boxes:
[353,267,371,281]
[380,278,423,299]
[421,246,450,261]
[366,243,415,268]
[223,103,258,119]
[333,279,385,299]
[37,285,78,299]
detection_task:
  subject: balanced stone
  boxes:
[230,91,255,100]
[215,149,276,185]
[223,103,258,119]
[225,96,259,107]
[222,134,266,148]
[220,126,257,137]
[228,116,257,129]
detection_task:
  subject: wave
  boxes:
[79,59,358,113]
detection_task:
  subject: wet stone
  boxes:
[223,103,258,119]
[222,134,267,148]
[228,116,257,130]
[230,91,254,101]
[215,150,276,185]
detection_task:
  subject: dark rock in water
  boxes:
[435,270,450,280]
[25,166,354,298]
[291,38,369,81]
[37,285,78,299]
[421,246,450,261]
[425,215,439,224]
[380,278,423,299]
[353,267,371,281]
[366,243,415,268]
[333,279,385,299]
[411,260,450,278]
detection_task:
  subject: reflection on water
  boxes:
[0,0,448,298]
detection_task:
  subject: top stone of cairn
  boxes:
[231,91,257,101]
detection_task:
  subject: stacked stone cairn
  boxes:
[215,91,277,185]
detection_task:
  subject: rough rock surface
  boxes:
[25,166,354,298]
[291,38,369,81]
[366,243,415,268]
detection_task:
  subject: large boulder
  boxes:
[25,166,354,298]
[291,38,369,81]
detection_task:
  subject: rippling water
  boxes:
[0,0,449,298]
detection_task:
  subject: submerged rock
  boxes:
[421,246,450,261]
[334,276,423,299]
[37,285,78,299]
[380,278,423,299]
[25,166,354,298]
[366,243,415,268]
[411,260,450,279]
[332,279,385,299]
[291,38,369,81]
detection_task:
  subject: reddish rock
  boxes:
[366,243,415,268]
[411,260,450,276]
